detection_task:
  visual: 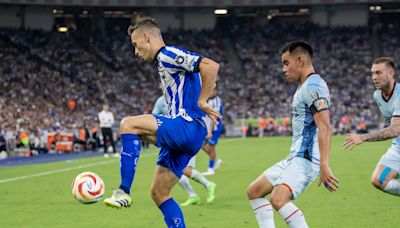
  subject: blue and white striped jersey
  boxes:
[155,46,205,120]
[208,95,223,131]
[373,83,400,151]
[289,74,330,165]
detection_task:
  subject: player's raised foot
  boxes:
[206,182,216,203]
[180,196,201,206]
[104,189,132,208]
[215,159,223,170]
[202,168,215,176]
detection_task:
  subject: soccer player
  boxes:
[152,94,216,206]
[343,57,400,196]
[202,88,224,175]
[247,41,339,228]
[103,17,220,228]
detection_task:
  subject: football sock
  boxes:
[278,202,308,228]
[249,198,275,228]
[179,175,198,198]
[191,169,211,188]
[159,198,186,227]
[208,160,215,169]
[383,179,400,196]
[119,134,141,195]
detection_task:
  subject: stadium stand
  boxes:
[1,18,399,156]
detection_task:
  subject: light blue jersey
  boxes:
[289,74,330,164]
[156,46,205,120]
[152,95,169,116]
[208,95,223,131]
[373,83,400,151]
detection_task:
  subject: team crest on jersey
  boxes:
[175,56,184,64]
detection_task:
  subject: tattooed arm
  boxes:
[343,117,400,150]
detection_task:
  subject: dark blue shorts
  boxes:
[153,114,207,178]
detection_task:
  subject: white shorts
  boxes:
[187,156,196,168]
[377,146,400,174]
[263,157,319,199]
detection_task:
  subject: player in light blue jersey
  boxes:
[152,95,169,116]
[247,41,339,228]
[104,17,220,228]
[202,88,224,175]
[151,94,217,206]
[344,57,400,197]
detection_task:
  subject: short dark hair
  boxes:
[373,57,395,70]
[280,40,313,58]
[127,16,160,36]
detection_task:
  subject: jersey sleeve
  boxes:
[160,47,203,73]
[303,83,330,115]
[392,97,400,117]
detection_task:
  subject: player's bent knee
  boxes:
[246,186,255,199]
[371,177,382,189]
[270,197,287,210]
[120,117,139,134]
[247,184,261,199]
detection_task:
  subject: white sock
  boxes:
[191,169,211,188]
[178,175,197,198]
[383,179,400,196]
[249,198,275,228]
[277,202,308,228]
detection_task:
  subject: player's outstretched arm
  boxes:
[314,109,340,192]
[198,57,221,124]
[343,117,400,150]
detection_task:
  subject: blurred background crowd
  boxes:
[1,5,399,157]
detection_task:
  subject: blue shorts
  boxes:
[207,125,222,145]
[154,114,207,178]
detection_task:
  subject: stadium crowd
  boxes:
[1,21,398,156]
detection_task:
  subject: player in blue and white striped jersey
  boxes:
[202,88,224,175]
[247,41,339,228]
[151,94,217,206]
[344,57,400,197]
[104,17,220,228]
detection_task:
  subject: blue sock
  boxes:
[119,134,141,195]
[209,160,215,169]
[159,198,186,228]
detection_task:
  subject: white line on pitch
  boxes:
[0,152,157,184]
[0,137,243,184]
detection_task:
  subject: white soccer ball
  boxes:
[72,171,105,204]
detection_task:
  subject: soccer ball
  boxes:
[72,171,105,204]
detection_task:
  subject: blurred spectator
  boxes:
[98,104,117,157]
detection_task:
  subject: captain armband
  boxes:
[309,97,330,115]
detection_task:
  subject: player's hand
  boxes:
[206,132,212,139]
[318,164,339,192]
[198,100,221,125]
[342,134,364,150]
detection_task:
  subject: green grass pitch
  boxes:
[0,136,398,227]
